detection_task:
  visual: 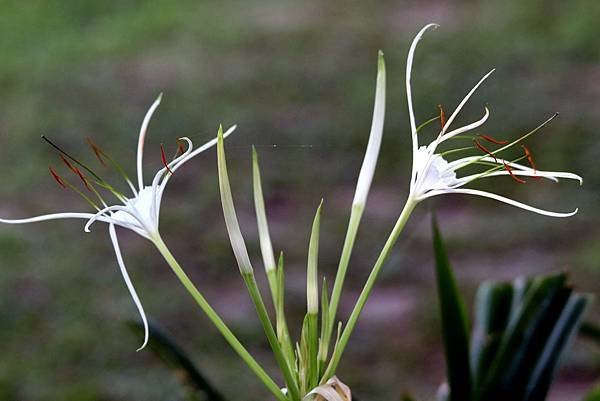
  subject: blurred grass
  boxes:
[0,1,598,400]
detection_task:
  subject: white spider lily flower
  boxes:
[405,24,582,217]
[0,94,237,350]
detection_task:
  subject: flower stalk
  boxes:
[217,126,301,401]
[151,234,288,401]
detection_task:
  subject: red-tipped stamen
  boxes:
[49,167,66,189]
[473,138,498,163]
[177,141,186,157]
[438,104,446,129]
[59,154,77,174]
[503,161,527,184]
[521,144,540,179]
[160,144,173,174]
[86,138,107,166]
[479,134,509,145]
[74,168,93,191]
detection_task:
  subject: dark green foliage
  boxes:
[128,320,226,401]
[583,382,600,401]
[432,218,472,401]
[432,220,590,401]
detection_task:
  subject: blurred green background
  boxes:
[0,1,598,400]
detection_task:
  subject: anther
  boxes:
[479,134,509,145]
[473,138,497,163]
[521,144,540,179]
[74,168,93,191]
[86,138,107,166]
[49,167,66,189]
[177,141,186,157]
[438,104,446,129]
[60,154,77,174]
[160,144,173,174]
[503,162,526,184]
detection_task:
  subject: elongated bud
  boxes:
[352,50,386,207]
[217,125,253,274]
[307,200,323,314]
[252,146,277,272]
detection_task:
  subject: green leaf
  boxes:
[524,294,590,401]
[580,321,600,347]
[477,274,570,400]
[127,319,226,401]
[470,281,513,382]
[276,252,295,365]
[432,217,472,401]
[318,277,331,376]
[583,382,600,401]
[472,273,590,401]
[306,200,323,388]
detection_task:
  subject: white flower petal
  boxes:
[439,107,490,143]
[439,69,494,136]
[407,23,438,185]
[172,124,237,173]
[109,223,149,351]
[0,212,100,224]
[136,94,162,190]
[455,169,583,186]
[422,188,578,217]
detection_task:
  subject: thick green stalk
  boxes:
[322,198,417,381]
[242,272,301,401]
[326,203,364,346]
[152,235,287,401]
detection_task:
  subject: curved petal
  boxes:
[440,69,494,136]
[171,124,237,174]
[428,69,495,158]
[84,205,148,235]
[108,223,149,351]
[151,125,238,217]
[438,107,490,143]
[151,136,194,194]
[0,210,148,237]
[407,23,439,186]
[0,212,100,224]
[136,94,163,190]
[449,156,584,186]
[455,169,582,187]
[421,188,578,217]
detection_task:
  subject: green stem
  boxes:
[326,203,364,347]
[322,198,417,381]
[152,235,288,401]
[243,272,301,401]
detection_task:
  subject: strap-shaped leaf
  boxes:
[523,294,589,401]
[470,281,513,382]
[477,274,569,400]
[474,273,591,401]
[432,217,472,401]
